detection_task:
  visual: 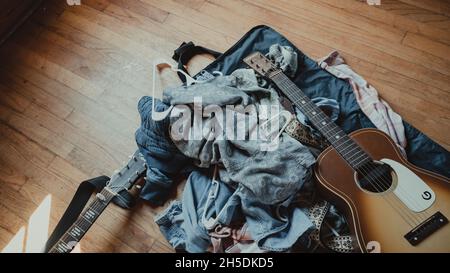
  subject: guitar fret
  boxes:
[47,150,146,253]
[322,125,342,140]
[59,241,70,250]
[272,72,373,170]
[352,157,371,168]
[81,215,93,224]
[73,223,85,232]
[341,144,362,158]
[69,227,82,238]
[56,244,66,253]
[66,231,78,242]
[293,97,311,107]
[332,136,352,150]
[86,209,96,218]
[347,150,368,164]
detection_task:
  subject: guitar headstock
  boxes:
[106,150,147,194]
[243,52,281,78]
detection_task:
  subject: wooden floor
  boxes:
[0,0,449,253]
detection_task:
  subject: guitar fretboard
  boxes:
[271,72,372,170]
[48,188,116,253]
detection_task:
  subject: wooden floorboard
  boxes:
[0,0,448,252]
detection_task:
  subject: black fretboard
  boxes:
[271,72,372,170]
[48,188,116,253]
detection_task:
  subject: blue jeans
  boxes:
[155,170,315,252]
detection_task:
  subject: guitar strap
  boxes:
[171,41,222,83]
[307,200,354,253]
[44,176,135,252]
[284,119,329,150]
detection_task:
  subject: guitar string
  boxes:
[310,117,430,223]
[274,78,425,226]
[364,162,431,222]
[273,73,431,217]
[52,166,142,253]
[273,79,422,225]
[52,197,105,252]
[51,190,114,253]
[275,75,431,224]
[55,196,109,252]
[274,78,423,227]
[311,109,431,222]
[274,76,428,226]
[308,118,430,222]
[275,77,431,224]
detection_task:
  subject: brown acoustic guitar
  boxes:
[244,52,450,253]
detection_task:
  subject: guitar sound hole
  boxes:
[356,162,394,193]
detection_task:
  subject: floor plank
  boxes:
[0,0,448,252]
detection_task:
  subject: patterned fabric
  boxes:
[307,200,330,245]
[306,200,355,253]
[285,119,329,150]
[324,235,354,253]
[208,223,266,253]
[318,51,407,155]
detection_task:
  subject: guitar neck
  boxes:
[271,72,372,170]
[48,188,116,253]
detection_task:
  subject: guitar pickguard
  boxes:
[381,158,435,212]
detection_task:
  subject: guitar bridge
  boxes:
[404,211,448,246]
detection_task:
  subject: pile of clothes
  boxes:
[134,45,413,253]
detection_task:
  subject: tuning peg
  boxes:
[127,183,143,199]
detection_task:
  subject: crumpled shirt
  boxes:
[162,68,316,205]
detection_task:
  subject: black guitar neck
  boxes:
[48,188,116,253]
[270,72,372,170]
[46,150,147,253]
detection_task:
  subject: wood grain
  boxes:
[0,0,448,252]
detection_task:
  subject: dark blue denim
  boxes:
[155,170,315,252]
[155,170,238,252]
[194,25,449,178]
[135,96,192,205]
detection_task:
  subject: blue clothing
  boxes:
[136,57,341,252]
[164,68,316,205]
[135,96,192,205]
[155,170,239,252]
[193,25,449,178]
[155,170,314,252]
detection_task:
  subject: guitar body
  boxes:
[243,52,450,253]
[315,128,450,253]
